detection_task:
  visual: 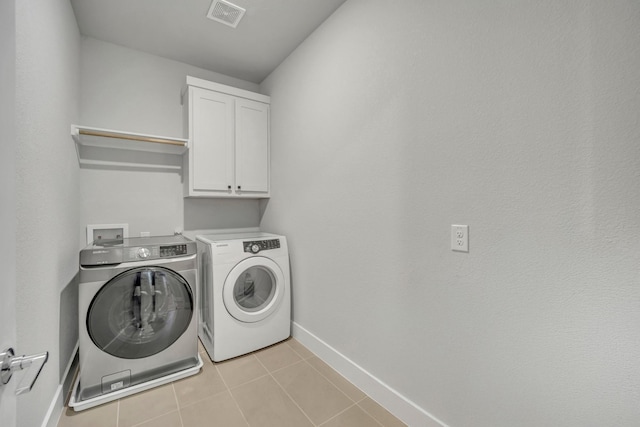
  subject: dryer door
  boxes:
[223,257,285,323]
[87,266,193,359]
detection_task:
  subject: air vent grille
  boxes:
[207,0,246,28]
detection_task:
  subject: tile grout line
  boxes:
[303,355,365,404]
[123,385,183,427]
[175,360,224,408]
[286,340,359,399]
[286,339,316,361]
[212,358,251,427]
[280,341,360,425]
[129,410,181,427]
[360,404,387,427]
[171,383,185,427]
[288,340,402,427]
[218,353,273,389]
[266,357,306,375]
[254,352,318,426]
[211,359,231,390]
[316,401,358,427]
[298,358,377,427]
[289,340,398,427]
[316,400,387,427]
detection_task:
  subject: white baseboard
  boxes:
[41,342,78,427]
[292,322,447,427]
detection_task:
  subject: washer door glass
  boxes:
[87,266,193,359]
[223,257,285,323]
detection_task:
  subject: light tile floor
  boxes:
[57,338,406,427]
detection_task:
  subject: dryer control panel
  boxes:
[244,239,280,254]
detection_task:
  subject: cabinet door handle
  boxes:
[227,185,231,190]
[237,186,241,190]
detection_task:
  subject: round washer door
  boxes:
[87,266,193,359]
[223,257,285,323]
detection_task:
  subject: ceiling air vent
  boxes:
[207,0,246,28]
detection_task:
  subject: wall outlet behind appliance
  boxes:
[451,224,469,252]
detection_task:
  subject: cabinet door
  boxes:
[191,87,234,193]
[235,98,269,194]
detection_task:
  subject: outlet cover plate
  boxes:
[451,224,469,252]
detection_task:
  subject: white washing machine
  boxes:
[71,235,201,411]
[196,232,291,362]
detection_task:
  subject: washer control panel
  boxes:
[80,236,196,266]
[160,244,188,258]
[244,239,280,254]
[125,244,189,260]
[127,246,159,261]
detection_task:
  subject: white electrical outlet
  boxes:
[451,225,469,252]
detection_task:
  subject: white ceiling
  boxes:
[70,0,347,84]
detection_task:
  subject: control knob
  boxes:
[251,244,260,254]
[137,248,151,259]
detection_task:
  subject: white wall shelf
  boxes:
[72,124,188,155]
[71,125,188,170]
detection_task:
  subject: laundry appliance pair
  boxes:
[70,231,291,410]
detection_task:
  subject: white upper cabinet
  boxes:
[183,77,270,198]
[190,88,235,193]
[235,98,270,194]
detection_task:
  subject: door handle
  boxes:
[1,348,49,395]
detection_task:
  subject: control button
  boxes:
[137,248,151,259]
[251,244,260,254]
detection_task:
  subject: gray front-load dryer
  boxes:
[73,235,200,410]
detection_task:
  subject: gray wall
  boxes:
[15,0,80,425]
[260,1,640,426]
[79,37,261,243]
[0,0,17,424]
[11,26,264,426]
